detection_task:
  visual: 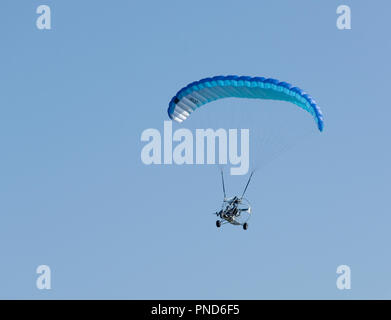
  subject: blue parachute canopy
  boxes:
[168,75,324,131]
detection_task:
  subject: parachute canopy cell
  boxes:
[168,75,324,131]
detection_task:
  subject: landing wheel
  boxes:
[243,223,248,230]
[216,220,221,228]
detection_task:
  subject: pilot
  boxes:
[232,197,240,205]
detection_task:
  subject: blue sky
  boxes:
[1,0,390,299]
